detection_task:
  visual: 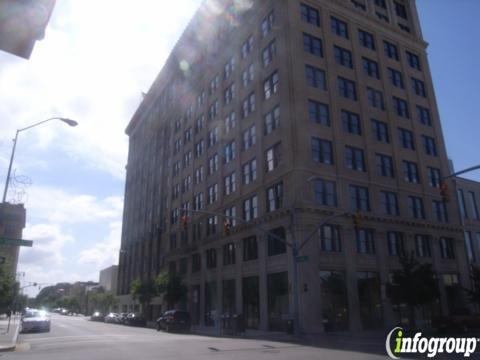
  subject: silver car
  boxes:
[21,309,51,333]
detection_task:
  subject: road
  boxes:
[2,314,388,360]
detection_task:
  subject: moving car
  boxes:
[156,310,191,332]
[90,311,105,322]
[21,309,51,333]
[104,313,120,324]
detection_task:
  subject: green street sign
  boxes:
[295,255,309,263]
[0,238,33,247]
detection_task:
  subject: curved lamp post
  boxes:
[2,117,78,203]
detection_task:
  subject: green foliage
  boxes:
[90,292,118,313]
[155,272,187,308]
[0,265,17,312]
[130,278,157,308]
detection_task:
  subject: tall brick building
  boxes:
[117,0,470,333]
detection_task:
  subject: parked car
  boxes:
[104,313,120,324]
[90,311,105,322]
[118,312,129,325]
[21,309,51,333]
[156,310,191,333]
[125,313,146,327]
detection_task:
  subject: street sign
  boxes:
[0,238,33,247]
[295,255,309,263]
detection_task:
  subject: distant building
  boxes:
[118,0,472,333]
[99,265,118,294]
[0,203,26,279]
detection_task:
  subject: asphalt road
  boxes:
[1,314,388,360]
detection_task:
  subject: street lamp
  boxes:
[2,117,78,203]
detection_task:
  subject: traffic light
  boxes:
[223,220,231,236]
[440,182,450,203]
[353,212,361,230]
[181,215,188,231]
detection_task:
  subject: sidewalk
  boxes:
[0,315,20,352]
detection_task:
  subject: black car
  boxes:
[90,312,105,322]
[125,313,146,327]
[156,310,191,332]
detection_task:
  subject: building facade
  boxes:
[118,0,470,333]
[99,265,118,294]
[0,203,26,279]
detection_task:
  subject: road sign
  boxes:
[295,255,309,263]
[0,238,33,247]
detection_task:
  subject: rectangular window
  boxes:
[412,77,427,97]
[242,93,256,118]
[427,167,441,188]
[465,232,475,262]
[301,3,320,26]
[319,225,341,252]
[195,139,205,158]
[395,1,408,19]
[334,46,353,68]
[303,33,323,57]
[224,172,236,196]
[469,192,480,220]
[194,166,204,185]
[440,238,455,260]
[367,87,385,110]
[264,105,280,135]
[261,10,274,37]
[314,179,337,206]
[224,112,236,135]
[195,115,205,134]
[407,51,421,71]
[192,253,201,272]
[224,141,236,164]
[306,65,326,90]
[207,127,218,148]
[416,106,431,126]
[207,183,218,205]
[393,97,409,118]
[403,160,419,183]
[458,189,468,219]
[415,235,431,257]
[345,146,365,172]
[223,243,236,266]
[350,185,370,211]
[223,83,236,105]
[224,57,235,80]
[342,110,361,135]
[408,196,425,219]
[371,119,389,143]
[243,236,258,261]
[358,29,375,50]
[265,142,282,172]
[311,137,333,164]
[381,191,399,215]
[331,16,349,38]
[398,128,415,150]
[209,75,220,95]
[388,68,404,88]
[206,248,217,269]
[262,39,276,67]
[384,41,399,60]
[362,57,379,79]
[242,63,255,87]
[433,200,449,223]
[356,229,375,254]
[338,77,357,100]
[242,125,256,150]
[241,35,254,59]
[243,158,257,185]
[243,195,258,221]
[375,0,386,8]
[193,192,203,211]
[266,182,283,212]
[376,154,394,178]
[206,216,218,236]
[387,232,404,256]
[308,100,329,126]
[208,154,219,176]
[264,70,279,99]
[422,135,438,156]
[224,206,237,227]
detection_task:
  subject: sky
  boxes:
[0,0,479,297]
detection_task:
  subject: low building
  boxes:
[0,203,26,279]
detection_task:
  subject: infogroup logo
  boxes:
[385,327,479,358]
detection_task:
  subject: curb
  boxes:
[0,321,20,352]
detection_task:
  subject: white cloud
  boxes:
[77,220,122,269]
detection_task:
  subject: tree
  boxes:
[130,278,157,318]
[156,272,187,309]
[464,264,480,308]
[90,292,118,314]
[386,252,439,329]
[0,266,17,313]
